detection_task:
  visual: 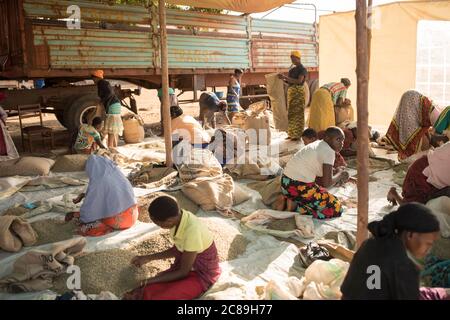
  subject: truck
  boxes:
[0,0,318,131]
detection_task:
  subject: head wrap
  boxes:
[341,78,351,87]
[290,50,301,59]
[368,202,440,238]
[80,155,135,223]
[91,70,104,79]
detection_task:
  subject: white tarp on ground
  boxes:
[0,135,415,300]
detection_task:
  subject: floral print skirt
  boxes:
[281,175,343,220]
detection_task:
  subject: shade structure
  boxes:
[320,0,450,127]
[165,0,295,13]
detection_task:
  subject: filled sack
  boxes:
[0,157,55,177]
[51,154,89,173]
[0,215,37,252]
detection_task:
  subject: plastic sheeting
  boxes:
[319,0,450,127]
[165,0,295,13]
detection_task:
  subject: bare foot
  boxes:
[286,199,297,212]
[387,187,399,206]
[272,195,286,211]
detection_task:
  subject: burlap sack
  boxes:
[250,176,282,206]
[265,73,288,132]
[181,174,234,215]
[303,81,310,107]
[0,215,37,252]
[0,237,87,293]
[225,154,281,181]
[231,112,247,128]
[244,102,271,146]
[233,183,251,205]
[0,157,55,177]
[213,111,231,129]
[335,104,354,127]
[177,148,223,183]
[51,154,90,173]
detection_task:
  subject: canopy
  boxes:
[165,0,295,13]
[319,0,450,127]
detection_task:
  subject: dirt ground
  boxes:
[4,86,210,154]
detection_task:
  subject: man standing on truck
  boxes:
[198,92,228,129]
[91,70,123,148]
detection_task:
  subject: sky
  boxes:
[248,0,402,23]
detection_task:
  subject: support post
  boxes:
[159,0,173,167]
[355,0,370,249]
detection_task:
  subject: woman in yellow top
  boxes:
[308,78,352,132]
[278,50,308,140]
[124,195,221,300]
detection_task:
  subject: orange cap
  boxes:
[91,70,104,79]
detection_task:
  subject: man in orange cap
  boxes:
[91,70,123,148]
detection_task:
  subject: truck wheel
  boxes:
[55,110,66,127]
[64,95,103,131]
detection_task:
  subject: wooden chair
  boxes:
[18,104,54,152]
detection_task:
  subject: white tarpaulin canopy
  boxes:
[319,0,450,127]
[165,0,295,13]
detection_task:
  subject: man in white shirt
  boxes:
[280,127,349,219]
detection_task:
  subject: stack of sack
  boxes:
[176,147,250,217]
[243,101,271,146]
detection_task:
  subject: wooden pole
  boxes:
[355,0,370,249]
[367,0,373,76]
[159,0,173,167]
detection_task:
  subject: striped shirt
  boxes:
[322,82,348,105]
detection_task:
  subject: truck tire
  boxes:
[55,110,66,127]
[64,95,103,131]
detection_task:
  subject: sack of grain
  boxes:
[52,154,90,173]
[233,183,251,205]
[244,113,271,146]
[231,112,247,128]
[181,174,234,215]
[213,111,231,129]
[0,157,55,177]
[122,113,145,144]
[335,104,354,127]
[176,147,223,183]
[265,73,288,131]
[303,81,310,108]
[0,215,37,252]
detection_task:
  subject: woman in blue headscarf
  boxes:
[66,155,138,237]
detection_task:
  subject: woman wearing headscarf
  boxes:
[341,203,448,300]
[66,155,138,237]
[308,78,352,132]
[0,92,19,161]
[278,50,308,140]
[385,90,450,161]
[91,70,123,148]
[387,140,450,205]
[170,106,210,149]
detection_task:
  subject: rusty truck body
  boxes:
[0,0,318,130]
